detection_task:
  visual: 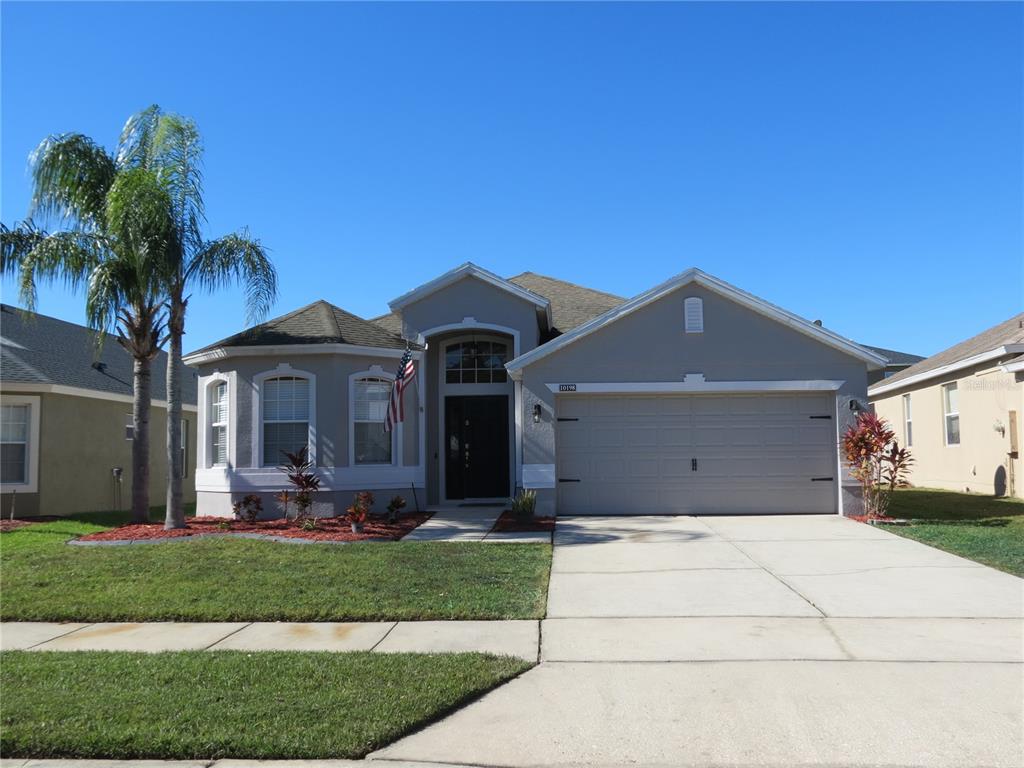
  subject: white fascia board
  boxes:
[1002,357,1024,373]
[387,262,551,315]
[0,381,198,411]
[183,344,424,366]
[869,344,1024,396]
[506,268,888,373]
[544,380,845,394]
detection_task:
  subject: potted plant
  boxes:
[386,495,406,523]
[347,491,374,533]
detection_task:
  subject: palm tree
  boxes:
[118,107,277,530]
[2,135,176,523]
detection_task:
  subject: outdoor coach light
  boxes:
[533,404,542,423]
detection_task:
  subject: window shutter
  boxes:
[684,297,704,333]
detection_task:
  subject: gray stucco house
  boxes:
[183,264,888,518]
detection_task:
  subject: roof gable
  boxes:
[388,263,552,326]
[507,268,887,374]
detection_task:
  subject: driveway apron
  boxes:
[371,514,1024,768]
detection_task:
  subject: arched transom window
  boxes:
[353,378,393,464]
[445,339,509,384]
[262,376,310,465]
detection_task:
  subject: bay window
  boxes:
[262,376,310,465]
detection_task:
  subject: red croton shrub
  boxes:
[841,411,914,519]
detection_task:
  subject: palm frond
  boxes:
[17,230,108,310]
[29,134,117,228]
[116,105,163,170]
[104,166,178,289]
[153,113,206,260]
[1,220,47,277]
[190,231,277,325]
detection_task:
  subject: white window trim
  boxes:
[349,367,401,468]
[1,394,40,494]
[902,393,913,448]
[198,372,237,470]
[208,377,230,468]
[942,381,960,447]
[252,365,317,468]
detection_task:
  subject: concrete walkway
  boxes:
[372,514,1024,768]
[0,620,539,661]
[402,506,550,542]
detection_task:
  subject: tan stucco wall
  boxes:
[872,364,1023,497]
[0,391,198,517]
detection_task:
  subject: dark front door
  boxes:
[445,395,510,500]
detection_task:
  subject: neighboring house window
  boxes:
[684,297,704,333]
[1,404,29,484]
[262,376,310,465]
[209,379,229,467]
[125,412,134,441]
[353,378,393,464]
[942,383,960,445]
[445,340,508,383]
[902,393,912,447]
[0,395,39,493]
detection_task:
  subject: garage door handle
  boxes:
[691,458,698,472]
[558,478,581,483]
[557,417,579,422]
[810,477,834,482]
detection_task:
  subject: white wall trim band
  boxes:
[545,380,846,394]
[522,463,555,489]
[195,465,426,493]
[183,344,424,367]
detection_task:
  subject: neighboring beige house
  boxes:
[0,305,199,517]
[870,313,1024,498]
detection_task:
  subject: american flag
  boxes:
[384,349,416,433]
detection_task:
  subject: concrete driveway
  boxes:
[372,515,1024,768]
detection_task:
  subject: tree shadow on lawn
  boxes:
[889,488,1023,523]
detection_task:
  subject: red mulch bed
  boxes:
[491,511,556,533]
[75,513,433,543]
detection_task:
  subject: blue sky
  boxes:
[2,1,1021,357]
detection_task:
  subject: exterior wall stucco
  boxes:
[517,284,871,516]
[872,364,1024,497]
[0,391,198,517]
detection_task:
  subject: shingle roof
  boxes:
[369,271,627,338]
[873,312,1024,389]
[1,304,197,404]
[191,299,409,356]
[861,345,926,367]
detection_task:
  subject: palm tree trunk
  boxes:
[164,298,185,529]
[131,355,152,524]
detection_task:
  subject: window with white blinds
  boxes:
[1,404,29,484]
[210,381,228,466]
[263,376,310,465]
[353,378,392,465]
[684,297,704,333]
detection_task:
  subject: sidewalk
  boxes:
[404,506,550,542]
[0,620,539,661]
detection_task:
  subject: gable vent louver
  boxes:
[684,297,704,334]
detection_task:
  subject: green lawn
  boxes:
[0,516,551,621]
[0,650,530,760]
[882,488,1024,577]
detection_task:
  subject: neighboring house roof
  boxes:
[870,312,1024,396]
[370,270,626,337]
[185,299,411,363]
[861,345,926,368]
[0,304,197,405]
[506,268,888,375]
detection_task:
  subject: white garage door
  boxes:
[556,393,837,515]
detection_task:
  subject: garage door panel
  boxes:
[556,393,837,516]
